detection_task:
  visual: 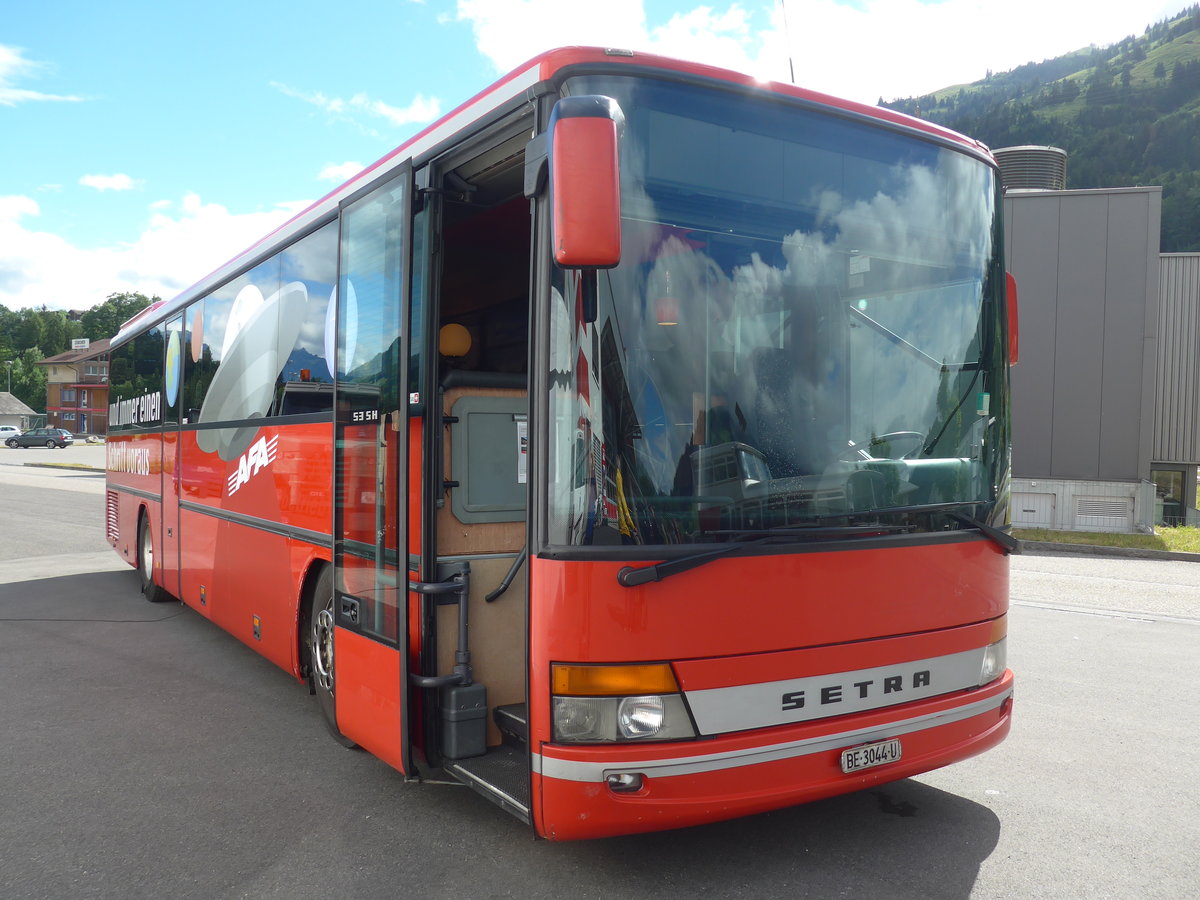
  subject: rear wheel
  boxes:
[307,565,356,748]
[137,513,171,603]
[45,440,56,448]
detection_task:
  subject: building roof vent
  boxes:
[994,145,1067,191]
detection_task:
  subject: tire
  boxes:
[306,565,356,748]
[136,513,171,603]
[4,439,15,448]
[45,440,56,448]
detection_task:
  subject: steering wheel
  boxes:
[840,431,926,462]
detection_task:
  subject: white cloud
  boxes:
[454,0,651,71]
[774,0,1196,102]
[79,173,140,192]
[0,44,83,106]
[0,193,305,312]
[765,0,1185,103]
[363,93,441,126]
[0,195,40,222]
[453,0,1195,104]
[318,162,365,182]
[648,4,758,71]
[272,81,443,132]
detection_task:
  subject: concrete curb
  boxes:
[21,462,106,474]
[1020,540,1200,563]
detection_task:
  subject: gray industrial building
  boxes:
[1152,252,1200,524]
[1004,184,1162,533]
[1000,148,1200,533]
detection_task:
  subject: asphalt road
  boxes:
[0,461,1196,898]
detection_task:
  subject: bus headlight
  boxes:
[551,663,698,743]
[618,695,664,738]
[979,638,1007,686]
[552,694,695,742]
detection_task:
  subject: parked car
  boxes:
[6,427,74,449]
[0,425,21,442]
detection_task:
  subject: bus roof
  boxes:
[114,46,993,345]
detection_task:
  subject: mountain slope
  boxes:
[883,4,1200,252]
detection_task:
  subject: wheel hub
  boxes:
[313,607,335,692]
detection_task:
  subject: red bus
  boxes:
[105,47,1016,840]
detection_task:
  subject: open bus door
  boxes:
[329,163,414,772]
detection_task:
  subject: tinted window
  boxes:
[108,326,164,432]
[183,225,339,458]
[547,76,1006,546]
[273,221,337,416]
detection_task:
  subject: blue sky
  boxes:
[1,0,1188,314]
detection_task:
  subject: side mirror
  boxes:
[549,95,624,269]
[1006,271,1019,366]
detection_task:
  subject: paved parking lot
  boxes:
[0,441,106,471]
[2,457,1197,898]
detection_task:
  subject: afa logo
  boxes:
[227,435,280,496]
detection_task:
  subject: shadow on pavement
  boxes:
[0,568,1001,899]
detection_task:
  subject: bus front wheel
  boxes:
[137,514,170,603]
[307,565,356,748]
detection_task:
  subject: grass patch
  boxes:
[1015,526,1200,554]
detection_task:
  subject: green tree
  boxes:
[8,347,48,411]
[79,292,157,343]
[12,309,46,355]
[39,309,77,356]
[0,304,16,360]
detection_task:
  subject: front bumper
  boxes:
[533,670,1013,840]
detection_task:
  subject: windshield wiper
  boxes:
[813,501,1020,555]
[617,537,775,587]
[900,501,1019,555]
[946,509,1020,555]
[726,524,914,540]
[616,525,909,588]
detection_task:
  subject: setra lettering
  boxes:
[781,670,934,711]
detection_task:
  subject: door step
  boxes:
[443,742,530,823]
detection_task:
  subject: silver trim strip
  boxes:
[180,500,330,547]
[533,687,1011,783]
[685,647,986,733]
[109,484,161,504]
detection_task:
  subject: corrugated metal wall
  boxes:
[1154,254,1200,465]
[1004,187,1161,483]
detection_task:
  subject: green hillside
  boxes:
[883,4,1200,252]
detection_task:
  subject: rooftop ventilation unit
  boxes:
[994,145,1068,191]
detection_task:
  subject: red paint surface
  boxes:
[336,626,406,773]
[527,541,1009,839]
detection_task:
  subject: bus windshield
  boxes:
[547,75,1008,547]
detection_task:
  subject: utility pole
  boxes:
[4,360,12,393]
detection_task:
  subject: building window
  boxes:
[63,412,76,421]
[80,390,89,406]
[61,388,76,402]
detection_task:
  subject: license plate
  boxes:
[840,738,902,773]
